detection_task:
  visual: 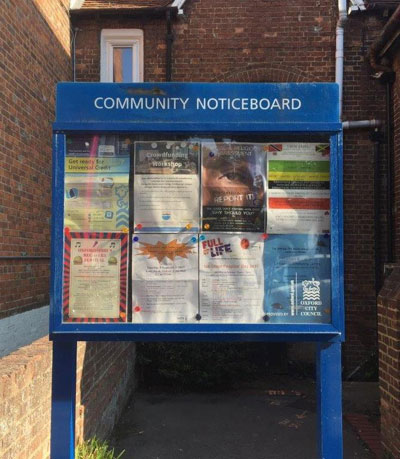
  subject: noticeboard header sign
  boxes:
[55,82,340,131]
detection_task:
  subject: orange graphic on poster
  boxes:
[136,239,194,262]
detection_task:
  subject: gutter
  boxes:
[370,6,400,74]
[171,0,187,16]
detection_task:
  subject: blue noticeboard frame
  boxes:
[51,82,344,343]
[51,83,344,459]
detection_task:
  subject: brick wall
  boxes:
[377,267,400,458]
[0,0,71,318]
[0,2,137,457]
[342,14,387,371]
[0,338,136,458]
[72,1,388,371]
[377,48,400,459]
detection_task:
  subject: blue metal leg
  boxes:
[316,342,343,459]
[51,341,77,459]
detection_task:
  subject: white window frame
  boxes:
[100,29,144,82]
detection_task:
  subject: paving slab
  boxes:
[111,384,375,459]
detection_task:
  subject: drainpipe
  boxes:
[336,0,348,119]
[342,120,382,129]
[369,6,400,264]
[371,129,385,292]
[166,9,173,82]
[385,78,394,263]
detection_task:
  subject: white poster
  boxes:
[132,234,198,323]
[199,234,265,323]
[134,141,200,232]
[266,143,330,234]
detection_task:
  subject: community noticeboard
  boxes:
[51,82,344,341]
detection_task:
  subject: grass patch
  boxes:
[75,437,124,459]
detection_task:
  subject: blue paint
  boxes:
[51,341,77,459]
[50,134,66,333]
[317,342,343,458]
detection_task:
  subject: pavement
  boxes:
[110,379,380,459]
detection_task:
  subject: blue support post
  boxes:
[51,341,77,459]
[316,342,343,459]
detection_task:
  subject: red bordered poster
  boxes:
[63,231,128,322]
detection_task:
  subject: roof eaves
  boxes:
[70,0,85,9]
[171,0,187,15]
[70,6,178,17]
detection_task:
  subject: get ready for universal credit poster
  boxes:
[131,234,198,323]
[202,142,266,232]
[266,143,330,234]
[133,141,200,232]
[64,152,130,232]
[199,234,265,323]
[263,234,331,324]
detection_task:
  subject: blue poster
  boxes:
[264,234,331,323]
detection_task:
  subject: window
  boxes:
[100,29,144,82]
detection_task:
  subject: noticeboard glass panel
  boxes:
[62,134,332,325]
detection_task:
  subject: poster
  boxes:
[266,143,330,234]
[63,232,128,321]
[263,234,331,323]
[199,234,265,323]
[64,156,129,232]
[132,234,198,323]
[66,134,133,157]
[202,142,266,232]
[134,141,200,232]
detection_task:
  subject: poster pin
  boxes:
[133,236,139,242]
[190,237,197,243]
[122,226,129,233]
[186,223,192,230]
[261,233,268,240]
[263,315,270,322]
[204,223,210,230]
[209,152,215,157]
[199,235,206,241]
[136,224,143,230]
[195,313,202,321]
[134,306,142,312]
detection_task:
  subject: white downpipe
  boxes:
[336,0,348,120]
[343,120,382,129]
[337,2,382,129]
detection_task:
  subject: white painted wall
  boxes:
[0,305,49,357]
